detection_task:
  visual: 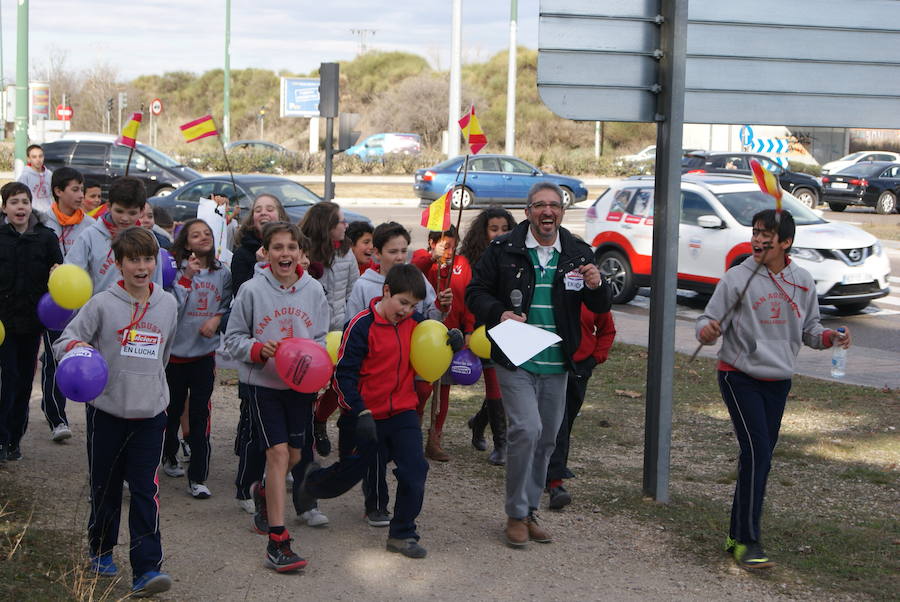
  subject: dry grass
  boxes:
[443,343,899,600]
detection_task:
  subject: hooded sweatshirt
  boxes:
[17,165,54,214]
[320,250,359,331]
[42,205,95,257]
[695,256,832,380]
[65,215,163,294]
[224,264,329,390]
[170,262,233,359]
[346,266,440,325]
[53,282,178,419]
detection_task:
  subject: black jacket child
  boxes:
[0,215,63,334]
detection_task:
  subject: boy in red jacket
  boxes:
[546,305,616,510]
[296,264,462,559]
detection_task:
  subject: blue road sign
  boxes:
[280,78,320,118]
[751,138,788,153]
[739,125,754,146]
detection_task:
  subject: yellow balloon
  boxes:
[410,319,452,382]
[48,265,93,310]
[469,325,492,359]
[326,330,342,365]
[0,319,5,345]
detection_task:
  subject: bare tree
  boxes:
[76,62,120,133]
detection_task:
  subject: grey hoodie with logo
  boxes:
[696,256,831,380]
[41,208,95,257]
[346,266,441,324]
[17,165,54,214]
[224,264,329,390]
[53,282,178,419]
[65,219,163,295]
[170,263,233,358]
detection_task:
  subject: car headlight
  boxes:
[872,241,882,257]
[791,247,825,262]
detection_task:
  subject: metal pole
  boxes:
[13,0,27,173]
[447,0,462,157]
[62,92,66,133]
[505,0,517,155]
[324,117,334,200]
[642,0,688,503]
[594,122,601,159]
[223,0,231,144]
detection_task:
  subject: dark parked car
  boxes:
[682,151,823,209]
[414,154,588,209]
[224,140,293,154]
[43,133,201,199]
[821,161,900,214]
[148,174,371,225]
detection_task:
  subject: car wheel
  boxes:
[827,202,847,212]
[154,186,176,197]
[450,186,473,210]
[833,301,869,315]
[560,186,574,209]
[793,187,817,209]
[875,191,896,214]
[596,249,637,304]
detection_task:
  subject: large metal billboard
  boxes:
[280,77,320,118]
[538,0,900,128]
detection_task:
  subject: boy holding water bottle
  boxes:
[696,209,851,571]
[54,226,177,597]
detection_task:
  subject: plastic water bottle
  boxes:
[831,327,847,379]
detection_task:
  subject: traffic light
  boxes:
[318,63,339,118]
[118,91,127,111]
[107,98,113,112]
[338,113,361,151]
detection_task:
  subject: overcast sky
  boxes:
[0,0,540,81]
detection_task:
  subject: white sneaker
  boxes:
[178,439,191,463]
[50,424,72,442]
[299,508,329,528]
[286,472,294,485]
[162,459,184,478]
[188,481,211,499]
[236,498,256,514]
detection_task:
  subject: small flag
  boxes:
[749,158,783,213]
[115,112,142,148]
[180,115,218,143]
[420,188,452,232]
[458,105,487,155]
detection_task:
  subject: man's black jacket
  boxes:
[465,220,611,371]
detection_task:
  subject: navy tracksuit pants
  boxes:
[40,329,69,430]
[164,357,215,483]
[305,410,428,541]
[85,405,166,579]
[0,332,41,449]
[546,371,591,482]
[718,370,791,545]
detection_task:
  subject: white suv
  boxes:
[585,173,890,313]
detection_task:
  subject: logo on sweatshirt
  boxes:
[769,302,781,320]
[254,306,315,337]
[196,291,209,312]
[278,318,295,339]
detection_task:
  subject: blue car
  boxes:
[345,133,422,162]
[414,154,589,209]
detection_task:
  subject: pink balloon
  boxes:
[274,338,333,393]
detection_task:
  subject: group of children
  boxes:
[0,166,616,594]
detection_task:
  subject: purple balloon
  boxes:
[450,349,483,386]
[160,248,177,288]
[37,292,75,330]
[57,346,109,403]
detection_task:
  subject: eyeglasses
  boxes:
[528,202,563,211]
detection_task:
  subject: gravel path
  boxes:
[10,379,799,601]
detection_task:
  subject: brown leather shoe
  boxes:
[424,432,449,462]
[526,513,552,543]
[505,517,529,548]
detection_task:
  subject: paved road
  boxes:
[346,203,900,388]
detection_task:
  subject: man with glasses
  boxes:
[466,182,611,548]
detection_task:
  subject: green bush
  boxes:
[789,160,822,177]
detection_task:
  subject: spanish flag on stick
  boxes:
[458,105,487,155]
[115,112,142,148]
[749,158,783,214]
[420,187,452,232]
[180,115,218,143]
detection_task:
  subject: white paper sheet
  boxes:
[197,198,232,267]
[487,319,562,366]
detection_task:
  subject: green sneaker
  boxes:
[733,541,774,570]
[724,535,737,553]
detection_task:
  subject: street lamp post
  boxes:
[505,0,517,155]
[223,0,231,144]
[14,0,28,174]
